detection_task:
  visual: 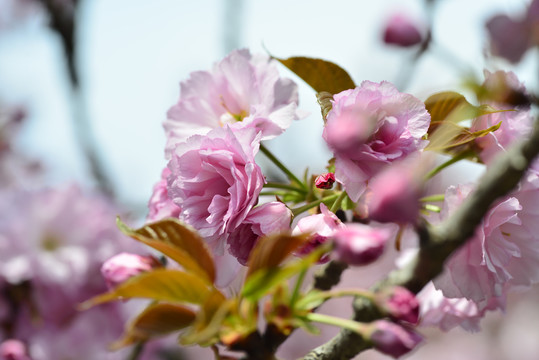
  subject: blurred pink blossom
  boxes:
[433,173,539,307]
[375,286,420,324]
[366,157,424,224]
[486,0,539,63]
[383,13,424,47]
[418,282,504,332]
[101,252,161,290]
[147,167,181,222]
[0,185,144,324]
[333,223,393,266]
[228,202,292,265]
[324,81,430,201]
[164,48,300,158]
[292,203,344,261]
[167,126,264,255]
[0,339,31,360]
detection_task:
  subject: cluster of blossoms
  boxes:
[138,45,539,357]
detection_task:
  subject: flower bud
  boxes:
[369,320,422,358]
[333,224,391,266]
[383,14,423,47]
[101,253,161,290]
[315,173,336,189]
[375,286,419,324]
[323,107,375,157]
[367,160,422,224]
[0,339,32,360]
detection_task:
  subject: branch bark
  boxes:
[301,118,539,360]
[38,0,115,197]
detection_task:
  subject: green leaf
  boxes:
[425,91,510,143]
[180,291,234,346]
[426,121,501,152]
[275,56,356,94]
[79,269,212,309]
[242,240,327,301]
[245,233,309,279]
[111,303,196,349]
[425,92,477,126]
[117,218,215,284]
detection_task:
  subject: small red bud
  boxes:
[315,173,336,189]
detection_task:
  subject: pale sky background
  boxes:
[0,0,535,210]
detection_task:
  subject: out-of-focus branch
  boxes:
[312,260,348,291]
[38,0,115,197]
[301,118,539,360]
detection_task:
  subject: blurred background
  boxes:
[1,0,539,359]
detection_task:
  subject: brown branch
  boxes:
[301,118,539,359]
[38,0,115,198]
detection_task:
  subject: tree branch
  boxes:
[38,0,116,197]
[301,118,539,359]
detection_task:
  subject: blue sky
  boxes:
[0,0,534,211]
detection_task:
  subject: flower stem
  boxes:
[305,313,365,335]
[290,268,307,308]
[423,204,441,213]
[330,191,348,213]
[260,144,306,189]
[419,194,445,202]
[424,150,475,180]
[264,182,307,193]
[291,194,339,217]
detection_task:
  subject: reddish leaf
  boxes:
[79,269,212,309]
[117,218,215,284]
[276,56,356,94]
[246,233,309,279]
[111,303,196,348]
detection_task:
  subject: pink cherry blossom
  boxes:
[164,49,300,158]
[375,286,420,324]
[471,71,533,164]
[366,157,424,224]
[418,282,504,332]
[147,167,181,222]
[486,0,539,64]
[383,13,424,47]
[324,81,430,201]
[167,126,265,255]
[333,223,393,266]
[0,185,144,325]
[227,202,292,265]
[433,172,539,306]
[369,320,423,358]
[0,339,31,360]
[292,204,344,261]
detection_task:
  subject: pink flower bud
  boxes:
[369,320,422,358]
[101,253,161,290]
[315,173,336,189]
[333,224,391,266]
[367,160,423,224]
[0,340,32,360]
[323,107,375,157]
[383,14,423,47]
[375,286,419,324]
